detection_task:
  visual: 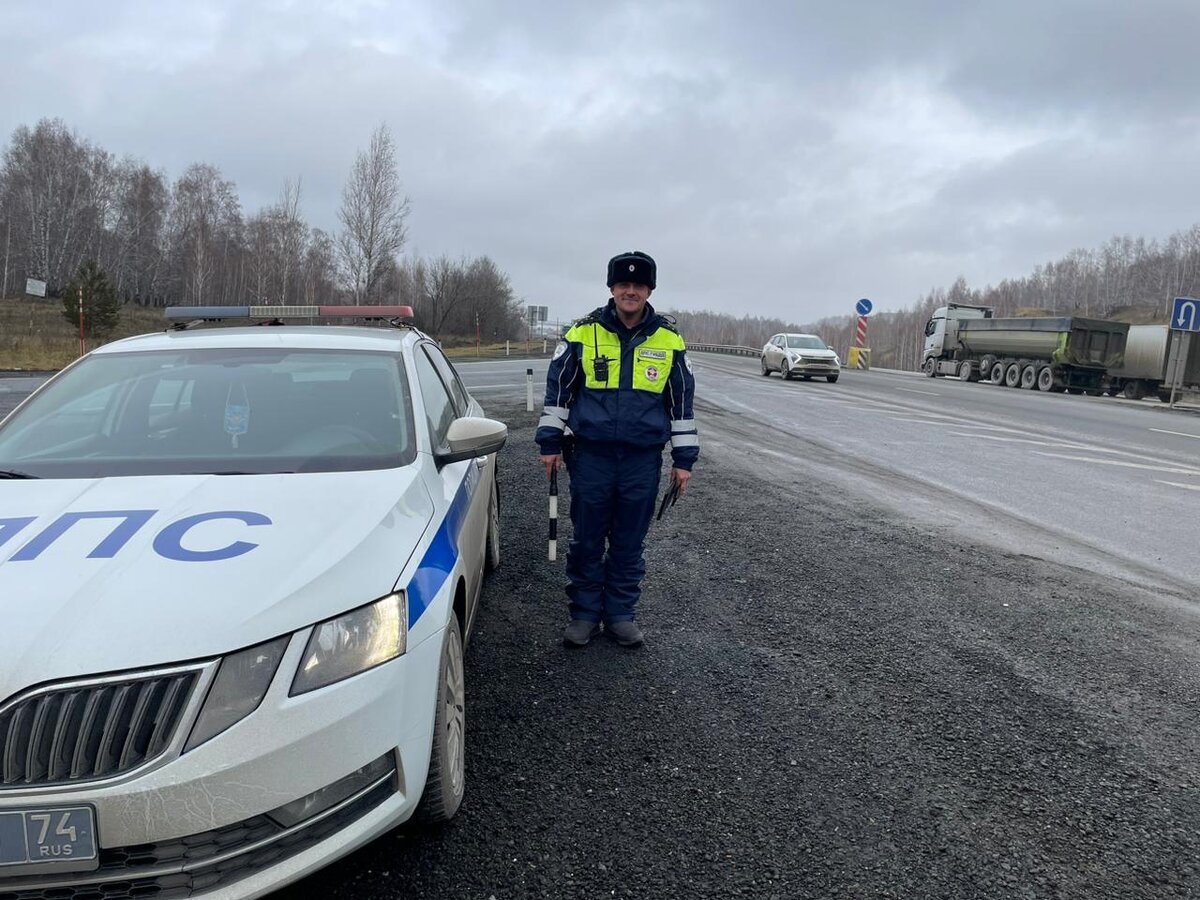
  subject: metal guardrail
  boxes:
[688,343,760,357]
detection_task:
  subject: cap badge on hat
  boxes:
[628,264,635,272]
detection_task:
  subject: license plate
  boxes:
[0,806,98,874]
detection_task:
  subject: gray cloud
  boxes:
[2,0,1196,324]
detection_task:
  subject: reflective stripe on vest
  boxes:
[566,321,685,394]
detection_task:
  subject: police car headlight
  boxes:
[291,593,407,695]
[185,636,290,752]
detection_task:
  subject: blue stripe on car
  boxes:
[405,464,480,628]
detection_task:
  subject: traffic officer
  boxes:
[536,250,699,648]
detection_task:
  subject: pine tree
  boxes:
[62,258,121,337]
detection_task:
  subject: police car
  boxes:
[0,305,506,898]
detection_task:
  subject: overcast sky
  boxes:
[3,0,1199,324]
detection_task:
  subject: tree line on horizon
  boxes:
[0,118,526,340]
[668,226,1200,370]
[6,117,1199,358]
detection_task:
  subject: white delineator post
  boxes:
[78,286,85,356]
[526,367,534,412]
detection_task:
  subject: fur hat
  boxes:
[606,251,656,290]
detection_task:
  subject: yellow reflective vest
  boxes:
[536,301,699,469]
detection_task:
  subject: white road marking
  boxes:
[943,421,1019,430]
[1150,428,1200,440]
[1032,452,1200,476]
[1154,479,1200,491]
[897,388,941,396]
[701,391,773,415]
[945,432,1107,452]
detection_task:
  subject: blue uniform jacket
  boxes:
[535,299,699,471]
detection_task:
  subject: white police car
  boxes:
[0,305,506,898]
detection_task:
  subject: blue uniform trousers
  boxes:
[564,441,663,623]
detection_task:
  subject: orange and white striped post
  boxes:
[849,298,873,369]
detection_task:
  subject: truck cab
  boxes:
[923,303,993,374]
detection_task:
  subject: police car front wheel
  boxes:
[413,611,466,824]
[485,481,501,572]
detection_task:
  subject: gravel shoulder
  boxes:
[276,401,1200,900]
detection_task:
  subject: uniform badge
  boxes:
[645,365,660,381]
[628,264,635,272]
[684,354,693,373]
[552,341,568,360]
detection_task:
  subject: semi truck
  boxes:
[1104,324,1200,400]
[922,304,1129,393]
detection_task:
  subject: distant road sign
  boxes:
[855,298,873,316]
[1171,297,1200,332]
[25,278,46,298]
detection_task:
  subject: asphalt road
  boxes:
[465,355,1200,593]
[269,397,1200,899]
[3,364,1200,898]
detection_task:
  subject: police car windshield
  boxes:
[785,336,827,350]
[0,348,417,478]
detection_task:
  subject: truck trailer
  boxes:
[1104,324,1200,400]
[922,304,1129,393]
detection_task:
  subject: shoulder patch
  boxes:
[552,340,568,360]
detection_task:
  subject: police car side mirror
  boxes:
[437,417,508,465]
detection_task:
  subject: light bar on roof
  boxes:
[165,305,414,321]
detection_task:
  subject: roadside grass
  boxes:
[0,297,552,370]
[0,298,163,369]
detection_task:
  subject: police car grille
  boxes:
[0,670,200,787]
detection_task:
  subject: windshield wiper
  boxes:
[0,469,39,479]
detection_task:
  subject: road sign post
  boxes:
[852,298,872,368]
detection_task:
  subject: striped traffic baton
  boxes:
[548,466,558,561]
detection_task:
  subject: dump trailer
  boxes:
[922,304,1130,393]
[1105,324,1200,400]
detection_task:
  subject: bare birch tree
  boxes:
[111,161,169,304]
[275,178,306,304]
[0,119,101,293]
[336,125,410,303]
[169,163,242,305]
[302,228,338,305]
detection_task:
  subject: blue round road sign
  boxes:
[855,298,873,316]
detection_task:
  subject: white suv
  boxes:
[761,333,840,382]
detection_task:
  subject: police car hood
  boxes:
[0,470,432,694]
